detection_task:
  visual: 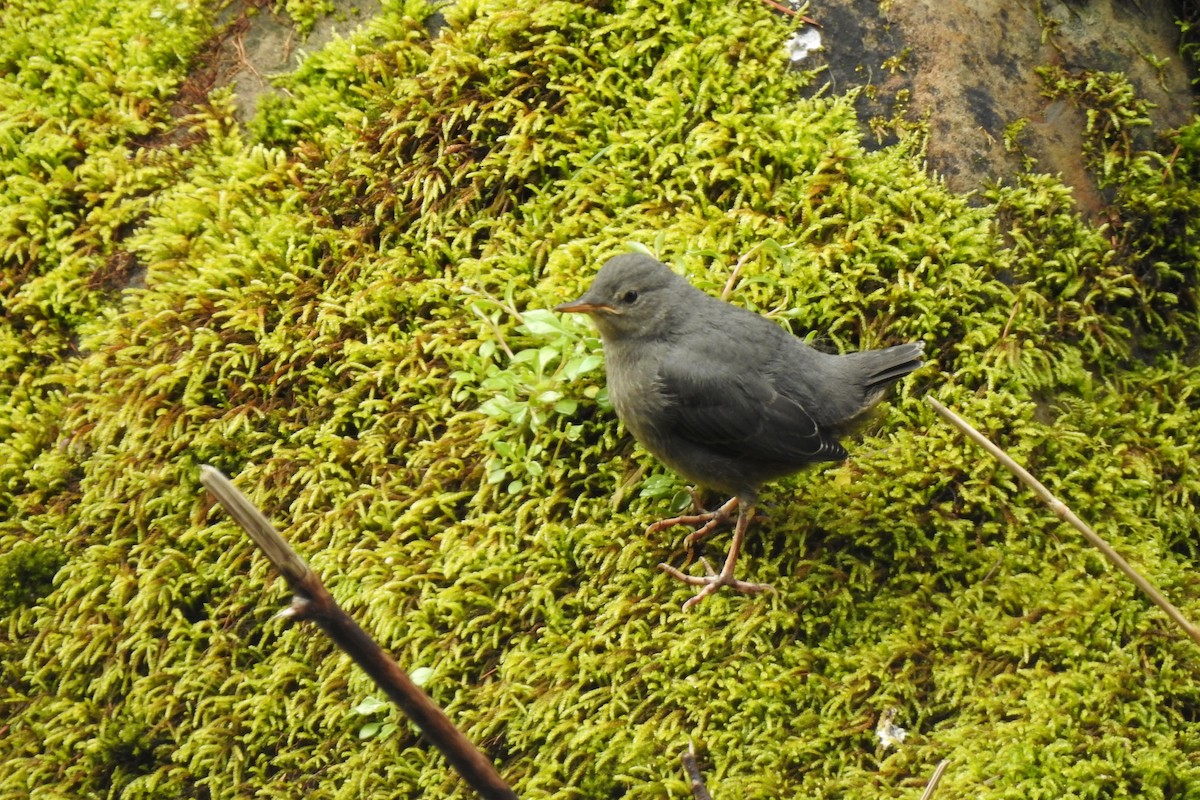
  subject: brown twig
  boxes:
[1162,143,1181,180]
[680,742,713,800]
[925,397,1200,648]
[755,0,820,25]
[198,466,518,800]
[229,27,263,84]
[998,300,1021,341]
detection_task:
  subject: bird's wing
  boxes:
[656,358,848,464]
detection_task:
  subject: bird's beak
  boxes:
[555,298,619,315]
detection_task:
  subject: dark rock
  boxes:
[809,0,1195,209]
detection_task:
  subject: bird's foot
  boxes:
[658,558,776,611]
[645,496,740,551]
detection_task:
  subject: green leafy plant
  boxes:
[350,695,400,740]
[351,666,434,740]
[454,296,606,494]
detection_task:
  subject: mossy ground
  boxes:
[2,0,1200,797]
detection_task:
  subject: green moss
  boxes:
[279,0,336,36]
[2,0,1200,797]
[1035,65,1200,351]
[0,543,66,616]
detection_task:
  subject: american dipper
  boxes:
[556,253,924,610]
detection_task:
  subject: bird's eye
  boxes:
[620,289,639,304]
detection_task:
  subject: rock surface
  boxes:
[217,0,382,123]
[219,0,1195,210]
[810,0,1194,208]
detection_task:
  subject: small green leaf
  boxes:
[535,389,563,405]
[520,309,566,336]
[350,696,389,716]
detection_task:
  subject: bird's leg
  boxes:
[657,503,776,611]
[645,496,739,550]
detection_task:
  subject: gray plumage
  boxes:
[557,252,924,608]
[560,253,923,502]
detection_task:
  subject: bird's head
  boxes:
[555,254,687,342]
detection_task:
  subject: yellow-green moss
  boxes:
[2,0,1199,797]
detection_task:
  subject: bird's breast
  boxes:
[603,343,671,437]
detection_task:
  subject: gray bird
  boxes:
[556,253,924,610]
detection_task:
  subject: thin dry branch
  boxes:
[680,742,713,800]
[754,0,820,25]
[198,466,518,800]
[926,397,1200,648]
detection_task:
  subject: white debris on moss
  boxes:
[876,707,908,750]
[784,25,822,63]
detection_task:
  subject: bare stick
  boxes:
[919,759,951,800]
[199,466,518,800]
[754,0,821,25]
[926,397,1200,647]
[680,742,713,800]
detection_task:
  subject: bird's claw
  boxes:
[657,561,777,611]
[645,497,740,551]
[646,512,718,537]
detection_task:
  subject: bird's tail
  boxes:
[805,340,925,434]
[859,341,925,396]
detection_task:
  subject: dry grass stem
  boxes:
[926,396,1200,648]
[919,759,951,800]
